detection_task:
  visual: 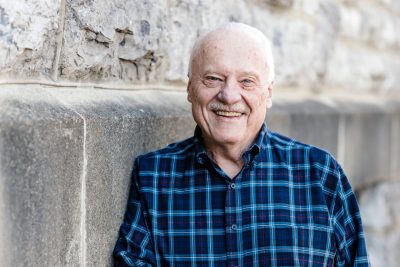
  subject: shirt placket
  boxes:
[225,178,241,267]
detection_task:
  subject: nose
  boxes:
[217,78,242,104]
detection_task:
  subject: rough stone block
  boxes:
[1,0,399,99]
[359,181,400,231]
[363,228,400,267]
[279,99,340,157]
[389,101,400,178]
[325,44,393,92]
[264,0,294,8]
[338,5,362,39]
[0,87,83,267]
[267,101,292,136]
[261,16,334,91]
[0,0,61,79]
[59,0,168,83]
[358,3,399,49]
[337,101,392,188]
[338,1,399,49]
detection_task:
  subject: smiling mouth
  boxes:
[214,110,243,117]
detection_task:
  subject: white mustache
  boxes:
[208,102,247,113]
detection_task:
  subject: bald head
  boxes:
[188,22,275,84]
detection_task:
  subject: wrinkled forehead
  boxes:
[191,30,269,76]
[204,37,264,59]
[197,29,266,60]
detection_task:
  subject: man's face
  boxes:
[187,33,273,149]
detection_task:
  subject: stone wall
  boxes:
[1,0,400,93]
[0,0,399,266]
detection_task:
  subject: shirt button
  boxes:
[230,183,236,189]
[231,224,237,231]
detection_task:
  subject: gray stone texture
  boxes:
[0,0,61,80]
[59,0,168,83]
[364,230,400,267]
[0,87,195,266]
[0,87,83,266]
[390,102,400,178]
[1,0,400,93]
[336,101,393,188]
[1,86,399,266]
[359,181,400,267]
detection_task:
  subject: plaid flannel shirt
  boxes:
[113,124,370,266]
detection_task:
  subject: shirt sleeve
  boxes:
[113,159,156,267]
[332,165,370,267]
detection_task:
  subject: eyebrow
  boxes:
[202,68,261,77]
[240,71,260,77]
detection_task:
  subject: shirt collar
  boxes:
[244,123,268,164]
[193,126,208,165]
[193,123,268,165]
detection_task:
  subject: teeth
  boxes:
[215,111,242,117]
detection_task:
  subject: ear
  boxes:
[187,80,193,103]
[266,81,273,109]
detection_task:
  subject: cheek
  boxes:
[245,91,267,110]
[258,94,268,107]
[193,89,217,107]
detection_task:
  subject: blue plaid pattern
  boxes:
[114,124,370,266]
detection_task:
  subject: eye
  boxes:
[241,78,255,87]
[206,76,222,81]
[203,75,223,87]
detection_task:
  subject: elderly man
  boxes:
[113,23,370,266]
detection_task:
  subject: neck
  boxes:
[204,139,251,179]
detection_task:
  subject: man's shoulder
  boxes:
[267,130,310,149]
[267,130,346,199]
[267,130,335,161]
[266,130,343,180]
[137,135,197,163]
